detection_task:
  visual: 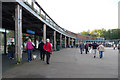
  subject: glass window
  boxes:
[6,30,15,53]
[1,33,4,54]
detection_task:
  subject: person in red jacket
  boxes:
[43,39,53,64]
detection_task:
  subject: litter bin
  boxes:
[56,45,60,51]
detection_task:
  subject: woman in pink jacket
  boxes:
[26,38,34,62]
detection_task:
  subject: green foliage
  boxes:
[78,28,120,40]
[105,29,120,40]
[78,31,89,36]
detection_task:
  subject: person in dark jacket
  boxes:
[38,40,45,61]
[91,42,99,58]
[11,42,15,59]
[85,42,89,54]
[118,43,120,54]
[79,42,84,54]
[8,44,11,59]
[43,39,53,64]
[8,42,15,59]
[89,42,92,47]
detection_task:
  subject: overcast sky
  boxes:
[36,0,119,33]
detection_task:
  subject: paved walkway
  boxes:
[2,48,118,78]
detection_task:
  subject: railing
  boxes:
[22,0,76,38]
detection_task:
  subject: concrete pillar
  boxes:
[68,37,70,47]
[34,35,36,48]
[15,5,22,63]
[43,24,46,43]
[77,40,79,46]
[76,39,78,47]
[76,39,77,46]
[65,36,66,48]
[54,31,56,51]
[60,34,62,49]
[72,38,73,47]
[75,39,76,47]
[0,2,1,79]
[4,30,7,55]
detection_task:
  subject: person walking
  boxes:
[91,42,99,58]
[98,43,105,58]
[8,42,15,59]
[113,44,116,50]
[38,40,45,61]
[79,42,84,54]
[118,43,120,54]
[10,42,15,59]
[89,42,92,48]
[85,42,89,54]
[26,38,34,62]
[43,39,53,64]
[8,44,12,59]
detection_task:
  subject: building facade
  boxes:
[1,0,97,62]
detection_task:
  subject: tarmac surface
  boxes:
[2,48,118,78]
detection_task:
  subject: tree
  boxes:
[99,29,120,40]
[78,28,120,40]
[89,29,102,37]
[78,31,90,36]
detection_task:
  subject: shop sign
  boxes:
[27,30,35,34]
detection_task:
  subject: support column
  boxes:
[60,34,62,49]
[15,5,22,63]
[68,37,70,48]
[76,39,78,47]
[75,39,77,46]
[0,2,2,79]
[54,31,56,51]
[65,36,66,48]
[77,40,79,46]
[34,35,36,49]
[74,39,76,47]
[72,38,73,47]
[43,24,46,43]
[79,40,80,45]
[4,29,7,55]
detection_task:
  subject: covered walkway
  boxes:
[1,0,118,79]
[2,48,118,78]
[1,0,78,63]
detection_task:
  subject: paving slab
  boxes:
[2,48,118,78]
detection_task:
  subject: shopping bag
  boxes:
[89,49,93,54]
[83,49,85,53]
[103,52,104,57]
[96,50,99,58]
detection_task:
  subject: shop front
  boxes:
[22,29,41,52]
[0,28,42,55]
[0,28,15,55]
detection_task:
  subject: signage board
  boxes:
[27,30,35,34]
